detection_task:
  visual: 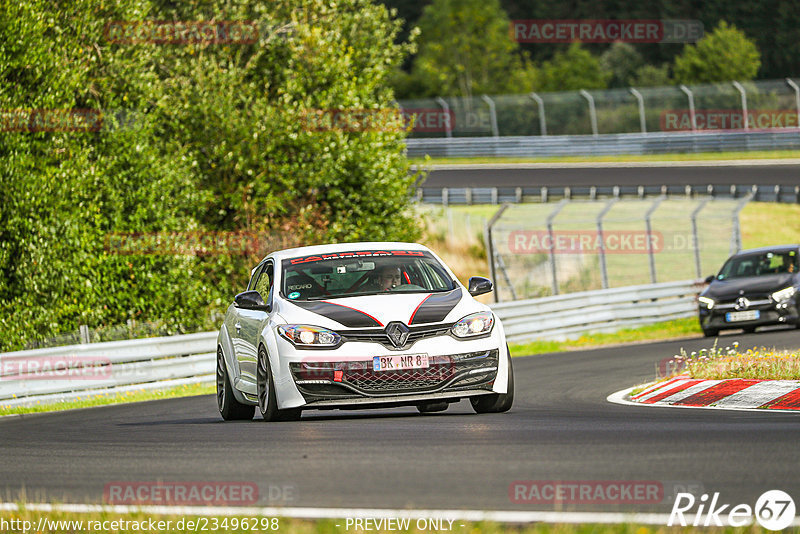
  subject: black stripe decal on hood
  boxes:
[288,300,383,328]
[409,287,462,325]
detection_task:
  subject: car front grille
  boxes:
[290,349,498,396]
[341,323,453,350]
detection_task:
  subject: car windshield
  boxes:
[717,250,798,280]
[280,250,456,300]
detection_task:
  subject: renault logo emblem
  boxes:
[734,297,750,311]
[385,322,410,348]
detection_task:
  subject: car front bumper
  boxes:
[698,299,799,331]
[268,324,510,410]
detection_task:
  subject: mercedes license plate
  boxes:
[725,310,760,322]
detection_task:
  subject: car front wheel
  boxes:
[217,347,255,421]
[471,349,514,414]
[257,347,301,422]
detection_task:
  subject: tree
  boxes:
[538,42,609,92]
[0,0,422,350]
[601,42,644,88]
[673,21,761,84]
[409,0,537,98]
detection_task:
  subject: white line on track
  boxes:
[4,502,800,527]
[411,159,800,171]
[0,502,676,526]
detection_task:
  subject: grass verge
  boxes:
[509,317,701,357]
[666,343,800,380]
[0,382,214,417]
[410,149,800,166]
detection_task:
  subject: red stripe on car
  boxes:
[408,294,432,325]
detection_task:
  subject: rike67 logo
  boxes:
[669,490,796,530]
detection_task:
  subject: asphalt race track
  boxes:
[2,328,799,514]
[422,163,800,188]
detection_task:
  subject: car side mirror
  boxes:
[468,276,493,297]
[704,275,716,284]
[234,290,270,312]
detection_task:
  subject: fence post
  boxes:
[732,81,748,130]
[484,203,510,303]
[629,88,646,133]
[546,199,569,295]
[481,95,499,138]
[690,198,710,278]
[645,196,665,283]
[596,198,618,289]
[786,78,800,129]
[679,85,697,131]
[730,192,754,254]
[579,89,598,136]
[79,324,90,344]
[435,97,452,138]
[529,92,547,136]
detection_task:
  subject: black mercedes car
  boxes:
[698,245,800,336]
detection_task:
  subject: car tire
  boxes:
[471,349,514,414]
[217,347,255,421]
[702,329,718,338]
[257,346,301,422]
[743,326,757,334]
[417,401,449,414]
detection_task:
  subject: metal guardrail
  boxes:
[405,130,800,158]
[0,283,703,406]
[491,279,702,343]
[0,332,217,407]
[418,184,800,205]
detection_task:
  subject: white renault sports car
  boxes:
[216,242,514,421]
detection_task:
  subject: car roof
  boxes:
[265,242,432,262]
[734,244,800,256]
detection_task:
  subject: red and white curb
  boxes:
[608,375,800,413]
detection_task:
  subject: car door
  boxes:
[235,260,274,386]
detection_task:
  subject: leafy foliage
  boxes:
[0,0,421,351]
[673,21,761,84]
[406,0,537,98]
[537,43,609,92]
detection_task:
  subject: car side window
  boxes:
[247,264,264,291]
[255,262,273,297]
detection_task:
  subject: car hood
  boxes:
[704,273,794,300]
[275,288,483,329]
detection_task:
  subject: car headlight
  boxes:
[771,286,797,303]
[451,311,494,338]
[698,296,715,309]
[278,325,341,347]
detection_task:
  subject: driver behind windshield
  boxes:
[368,265,402,291]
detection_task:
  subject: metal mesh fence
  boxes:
[487,197,744,301]
[400,78,800,138]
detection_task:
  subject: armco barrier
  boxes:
[491,279,702,343]
[0,332,217,407]
[405,130,800,158]
[418,184,800,205]
[0,282,702,406]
